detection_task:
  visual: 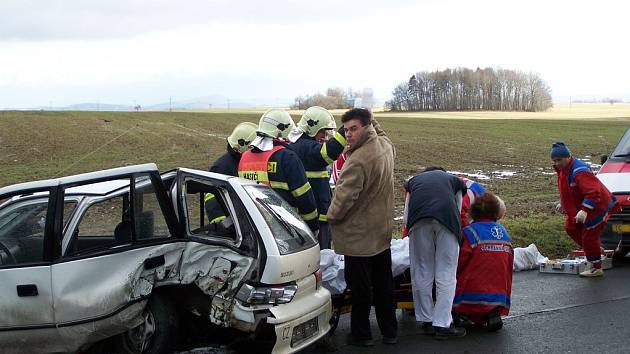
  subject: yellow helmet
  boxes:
[257,109,294,139]
[227,122,257,153]
[298,106,336,137]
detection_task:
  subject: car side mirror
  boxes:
[600,154,608,164]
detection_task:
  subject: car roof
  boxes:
[0,163,158,196]
[174,168,261,187]
[0,164,262,199]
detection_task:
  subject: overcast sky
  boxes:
[1,0,629,108]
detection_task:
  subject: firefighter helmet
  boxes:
[297,106,337,138]
[257,109,295,139]
[227,122,257,153]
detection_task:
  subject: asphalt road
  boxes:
[306,258,630,354]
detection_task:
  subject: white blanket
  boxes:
[513,243,548,271]
[320,239,547,294]
[320,238,411,295]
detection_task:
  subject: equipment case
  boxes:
[539,250,613,275]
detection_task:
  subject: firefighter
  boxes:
[288,106,347,248]
[204,122,257,224]
[238,109,319,233]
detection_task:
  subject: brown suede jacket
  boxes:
[327,119,396,256]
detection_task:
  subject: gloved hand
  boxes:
[575,210,587,223]
[337,125,346,139]
[555,202,564,214]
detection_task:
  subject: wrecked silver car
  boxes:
[0,163,332,354]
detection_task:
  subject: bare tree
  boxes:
[388,67,552,112]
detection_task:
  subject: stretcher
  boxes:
[329,268,415,333]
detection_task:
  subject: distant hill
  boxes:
[21,95,294,111]
[64,103,133,111]
[29,102,134,111]
[146,96,293,110]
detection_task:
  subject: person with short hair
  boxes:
[459,176,487,227]
[404,167,468,339]
[327,108,398,346]
[551,141,619,277]
[452,192,513,332]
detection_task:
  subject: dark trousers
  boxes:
[319,222,331,249]
[344,248,397,339]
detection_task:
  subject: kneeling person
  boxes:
[452,192,512,331]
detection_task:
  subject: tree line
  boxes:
[291,87,355,110]
[386,67,553,112]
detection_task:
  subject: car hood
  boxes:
[597,172,630,194]
[599,161,630,174]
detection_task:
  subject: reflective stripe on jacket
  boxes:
[239,142,319,231]
[289,132,346,222]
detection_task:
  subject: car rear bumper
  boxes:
[269,286,332,354]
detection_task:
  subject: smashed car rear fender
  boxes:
[179,242,254,326]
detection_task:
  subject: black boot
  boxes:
[485,307,503,332]
[434,324,466,339]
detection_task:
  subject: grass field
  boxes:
[1,103,629,257]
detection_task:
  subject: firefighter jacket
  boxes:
[204,144,241,224]
[239,141,319,232]
[453,220,513,318]
[288,129,346,222]
[209,144,241,176]
[555,157,617,230]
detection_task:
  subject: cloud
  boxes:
[0,0,418,40]
[1,0,629,108]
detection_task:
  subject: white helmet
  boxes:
[227,122,257,153]
[257,109,294,139]
[298,106,336,137]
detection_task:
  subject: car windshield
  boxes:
[243,185,317,255]
[611,128,630,160]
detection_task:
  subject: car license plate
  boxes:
[612,224,630,233]
[291,316,319,347]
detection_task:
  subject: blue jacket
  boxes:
[242,141,319,232]
[205,144,240,223]
[288,130,346,222]
[404,170,467,242]
[209,144,240,176]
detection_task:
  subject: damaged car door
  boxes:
[173,169,260,327]
[50,171,182,353]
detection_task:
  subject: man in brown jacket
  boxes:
[327,108,397,346]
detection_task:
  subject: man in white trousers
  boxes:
[404,166,467,339]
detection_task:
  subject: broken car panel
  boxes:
[0,164,331,354]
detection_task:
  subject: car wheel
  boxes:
[115,294,179,354]
[613,247,630,261]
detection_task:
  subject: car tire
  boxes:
[115,293,179,354]
[612,247,630,262]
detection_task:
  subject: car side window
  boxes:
[134,176,171,240]
[184,179,237,241]
[0,197,76,265]
[69,195,128,256]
